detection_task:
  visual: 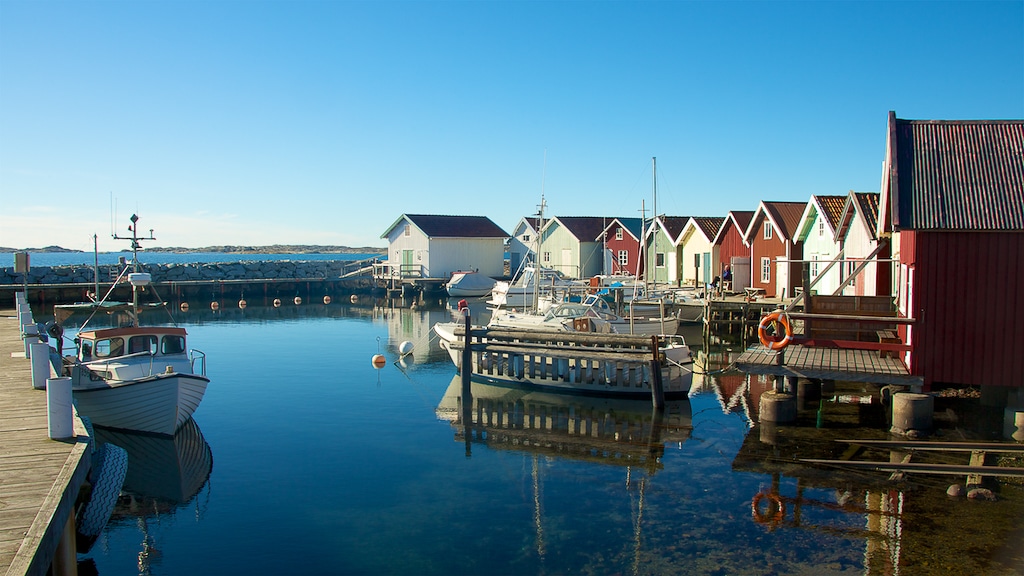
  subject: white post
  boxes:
[46,377,74,439]
[30,341,50,389]
[23,324,39,357]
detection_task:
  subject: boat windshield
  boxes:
[546,304,595,319]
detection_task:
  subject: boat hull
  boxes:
[432,322,693,399]
[73,373,209,436]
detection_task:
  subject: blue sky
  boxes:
[2,1,1022,252]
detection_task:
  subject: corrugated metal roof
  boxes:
[893,118,1024,230]
[713,211,754,245]
[760,201,806,241]
[692,217,726,241]
[403,214,509,238]
[552,217,613,243]
[658,216,690,244]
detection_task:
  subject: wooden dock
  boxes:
[1,309,91,576]
[733,343,923,387]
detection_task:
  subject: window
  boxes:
[763,221,773,239]
[656,253,665,267]
[846,261,857,287]
[615,227,623,240]
[617,250,628,268]
[94,338,124,358]
[162,335,186,354]
[542,251,551,263]
[810,255,820,279]
[818,220,825,237]
[403,224,410,237]
[761,257,771,283]
[128,335,158,355]
[522,234,530,243]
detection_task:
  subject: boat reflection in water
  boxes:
[436,376,692,469]
[91,418,213,572]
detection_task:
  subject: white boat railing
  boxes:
[191,349,207,376]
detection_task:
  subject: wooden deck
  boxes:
[1,309,91,576]
[733,343,924,386]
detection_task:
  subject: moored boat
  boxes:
[445,271,498,297]
[55,214,210,436]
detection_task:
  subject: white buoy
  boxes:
[180,302,190,312]
[273,298,282,307]
[294,296,302,305]
[372,354,386,368]
[323,296,332,304]
[211,301,220,311]
[46,377,73,439]
[350,295,359,303]
[399,341,414,356]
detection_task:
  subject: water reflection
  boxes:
[91,419,213,575]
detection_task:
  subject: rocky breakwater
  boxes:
[2,260,355,284]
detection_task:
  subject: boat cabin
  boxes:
[76,326,189,362]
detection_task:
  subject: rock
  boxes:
[967,488,997,501]
[947,484,965,497]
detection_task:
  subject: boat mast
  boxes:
[533,193,546,312]
[113,214,155,326]
[651,156,657,293]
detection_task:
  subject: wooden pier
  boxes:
[1,309,91,576]
[733,344,923,387]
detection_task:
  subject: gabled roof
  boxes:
[744,201,806,243]
[597,217,645,242]
[796,195,847,241]
[836,192,881,242]
[884,111,1024,231]
[646,216,690,245]
[681,217,726,244]
[713,211,755,245]
[381,214,508,239]
[548,217,612,243]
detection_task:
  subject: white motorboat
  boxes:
[578,294,679,336]
[487,265,579,308]
[431,321,694,399]
[445,271,497,298]
[66,324,208,436]
[488,301,615,333]
[55,214,210,436]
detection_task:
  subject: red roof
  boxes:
[889,113,1024,231]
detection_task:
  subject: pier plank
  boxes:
[733,343,922,387]
[1,309,91,576]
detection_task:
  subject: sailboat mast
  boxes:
[652,156,657,292]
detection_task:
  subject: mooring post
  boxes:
[461,308,473,457]
[649,336,665,409]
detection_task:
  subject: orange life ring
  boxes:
[758,311,793,350]
[751,492,785,526]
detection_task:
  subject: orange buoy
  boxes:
[294,296,302,305]
[211,301,220,311]
[371,354,386,368]
[751,492,786,526]
[273,298,282,307]
[757,311,793,351]
[323,295,332,304]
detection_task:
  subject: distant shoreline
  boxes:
[0,245,385,255]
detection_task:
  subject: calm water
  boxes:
[1,251,381,268]
[48,300,1024,575]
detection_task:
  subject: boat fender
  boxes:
[757,311,793,351]
[751,491,785,526]
[76,443,128,552]
[46,321,64,340]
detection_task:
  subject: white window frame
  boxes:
[846,260,857,287]
[403,224,411,237]
[763,221,773,240]
[615,227,623,240]
[818,220,825,237]
[760,257,771,283]
[617,250,628,267]
[656,253,665,268]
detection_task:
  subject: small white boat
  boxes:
[445,271,497,297]
[67,325,208,436]
[431,322,694,399]
[487,265,579,308]
[488,301,616,333]
[55,214,210,436]
[578,294,679,336]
